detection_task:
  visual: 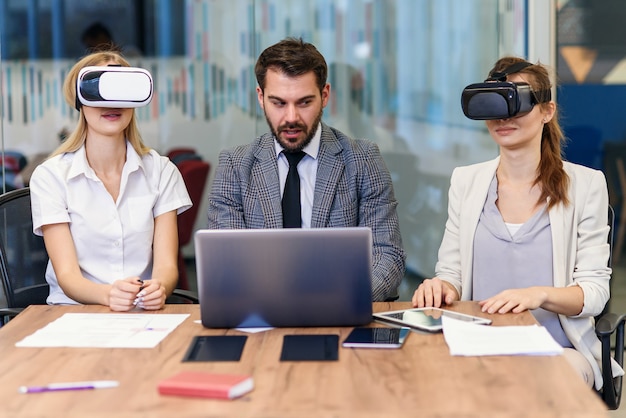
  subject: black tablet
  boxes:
[182,335,247,362]
[279,334,339,361]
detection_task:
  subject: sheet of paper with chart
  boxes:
[15,313,190,348]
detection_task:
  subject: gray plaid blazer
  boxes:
[207,123,405,301]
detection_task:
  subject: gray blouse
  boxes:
[472,176,572,348]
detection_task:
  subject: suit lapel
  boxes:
[311,127,344,228]
[251,135,283,228]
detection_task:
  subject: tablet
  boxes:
[182,336,247,362]
[341,327,410,349]
[373,307,492,332]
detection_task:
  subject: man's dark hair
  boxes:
[82,22,111,42]
[81,22,119,53]
[255,37,328,92]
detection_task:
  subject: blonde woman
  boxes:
[30,51,191,311]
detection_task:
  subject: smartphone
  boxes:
[341,327,410,349]
[373,307,492,332]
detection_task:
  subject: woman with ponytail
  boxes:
[412,57,622,389]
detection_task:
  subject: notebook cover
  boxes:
[158,371,254,399]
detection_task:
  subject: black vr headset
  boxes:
[75,66,153,111]
[461,61,551,120]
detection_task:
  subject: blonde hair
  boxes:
[50,51,150,158]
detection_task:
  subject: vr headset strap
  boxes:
[487,61,533,82]
[487,61,551,104]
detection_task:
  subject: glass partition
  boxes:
[0,0,532,278]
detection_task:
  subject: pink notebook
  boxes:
[158,371,253,399]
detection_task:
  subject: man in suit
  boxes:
[207,37,405,301]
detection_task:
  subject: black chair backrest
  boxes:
[608,204,615,269]
[0,188,49,308]
[598,205,616,319]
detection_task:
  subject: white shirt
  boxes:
[274,123,322,228]
[30,142,192,305]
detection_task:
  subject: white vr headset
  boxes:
[75,66,153,110]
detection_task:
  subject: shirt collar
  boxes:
[66,144,92,180]
[274,122,322,159]
[66,140,143,180]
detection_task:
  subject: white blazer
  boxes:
[435,156,622,389]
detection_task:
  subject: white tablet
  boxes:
[373,307,492,332]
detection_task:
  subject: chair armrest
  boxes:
[13,283,50,307]
[0,307,24,326]
[596,313,626,337]
[167,289,199,304]
[595,312,626,410]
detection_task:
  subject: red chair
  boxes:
[167,147,197,162]
[176,159,210,290]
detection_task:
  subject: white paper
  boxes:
[193,319,273,333]
[15,313,189,348]
[442,315,564,356]
[235,327,274,333]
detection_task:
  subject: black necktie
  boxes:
[282,151,306,228]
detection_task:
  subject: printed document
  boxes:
[15,313,189,348]
[442,315,564,356]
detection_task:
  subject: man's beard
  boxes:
[266,108,323,153]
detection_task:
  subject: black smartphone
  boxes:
[341,327,410,349]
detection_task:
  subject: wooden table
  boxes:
[0,302,608,418]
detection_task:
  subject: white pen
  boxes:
[19,380,119,394]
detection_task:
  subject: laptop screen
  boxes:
[194,227,373,328]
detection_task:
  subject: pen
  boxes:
[134,279,145,306]
[19,380,119,394]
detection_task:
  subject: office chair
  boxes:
[0,188,49,325]
[0,151,28,192]
[613,158,626,264]
[176,158,210,290]
[167,147,197,164]
[171,152,202,166]
[595,204,626,409]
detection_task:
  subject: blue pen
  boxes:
[19,380,119,394]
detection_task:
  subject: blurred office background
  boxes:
[1,0,625,288]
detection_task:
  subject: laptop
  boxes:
[194,227,373,328]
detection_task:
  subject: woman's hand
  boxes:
[478,287,548,314]
[412,277,459,308]
[132,279,167,310]
[109,277,144,311]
